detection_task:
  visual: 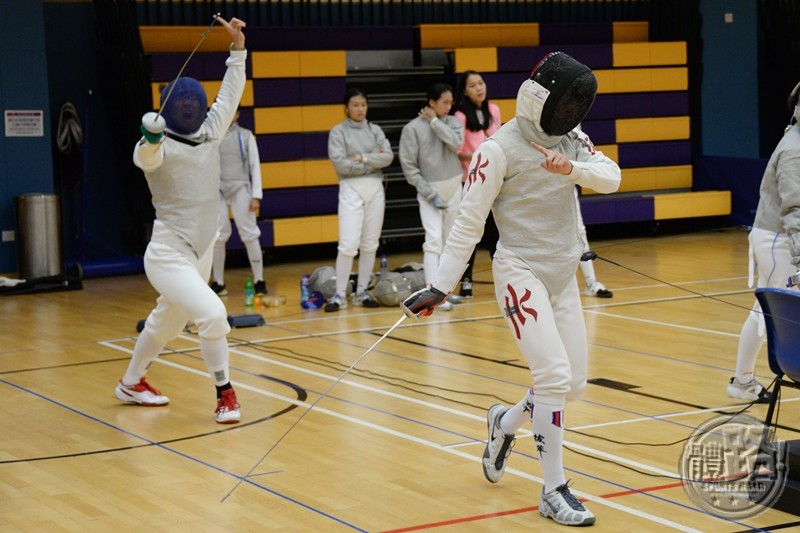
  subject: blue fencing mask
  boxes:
[159,77,208,135]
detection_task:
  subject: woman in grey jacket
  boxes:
[325,88,394,312]
[399,83,465,310]
[728,81,800,403]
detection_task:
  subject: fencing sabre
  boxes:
[221,313,409,502]
[157,12,221,116]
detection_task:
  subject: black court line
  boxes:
[732,521,800,532]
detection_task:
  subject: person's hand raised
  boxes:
[531,141,573,175]
[215,15,246,50]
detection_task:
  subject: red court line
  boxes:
[380,481,685,532]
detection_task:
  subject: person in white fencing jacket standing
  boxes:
[402,52,621,527]
[210,107,266,298]
[114,16,247,424]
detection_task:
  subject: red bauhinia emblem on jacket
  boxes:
[504,283,538,339]
[467,153,489,190]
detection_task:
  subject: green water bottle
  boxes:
[244,277,255,307]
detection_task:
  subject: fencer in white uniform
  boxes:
[403,52,621,526]
[728,81,800,404]
[211,108,265,297]
[114,16,247,424]
[574,187,613,298]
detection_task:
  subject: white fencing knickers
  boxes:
[142,240,231,343]
[217,184,261,244]
[492,250,588,405]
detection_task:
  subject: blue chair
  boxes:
[754,287,800,432]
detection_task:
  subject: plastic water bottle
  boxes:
[300,273,310,305]
[380,254,388,280]
[244,277,255,307]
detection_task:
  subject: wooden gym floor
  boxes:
[1,225,798,532]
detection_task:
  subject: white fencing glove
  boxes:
[141,112,166,144]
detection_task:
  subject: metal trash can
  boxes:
[16,193,63,279]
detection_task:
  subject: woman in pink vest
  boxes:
[454,71,502,298]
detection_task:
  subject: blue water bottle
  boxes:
[300,273,310,306]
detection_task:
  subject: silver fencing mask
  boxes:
[374,272,413,307]
[160,77,208,135]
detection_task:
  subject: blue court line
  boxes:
[0,377,367,532]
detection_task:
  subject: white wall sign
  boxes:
[4,110,44,137]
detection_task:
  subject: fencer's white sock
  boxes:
[335,253,355,297]
[200,336,230,386]
[735,313,765,382]
[499,388,535,435]
[123,329,164,385]
[357,251,377,293]
[212,241,227,285]
[579,260,596,287]
[532,399,567,493]
[423,252,440,285]
[244,239,264,282]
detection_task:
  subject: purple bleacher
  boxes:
[479,73,501,98]
[258,134,305,162]
[261,189,307,218]
[303,132,330,159]
[497,44,613,72]
[644,92,689,118]
[579,195,654,224]
[200,52,241,79]
[305,186,338,214]
[300,77,346,105]
[148,52,245,82]
[226,220,275,249]
[617,140,691,168]
[581,119,616,145]
[585,92,690,120]
[238,108,255,131]
[495,72,527,99]
[253,78,344,106]
[259,187,338,218]
[149,54,195,82]
[245,26,414,51]
[327,27,415,50]
[253,78,303,106]
[539,23,613,45]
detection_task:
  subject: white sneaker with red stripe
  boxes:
[215,388,240,424]
[115,377,169,406]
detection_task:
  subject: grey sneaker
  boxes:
[447,293,464,304]
[727,377,772,404]
[482,404,515,483]
[539,481,596,526]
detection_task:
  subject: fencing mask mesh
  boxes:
[160,77,208,135]
[529,52,597,136]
